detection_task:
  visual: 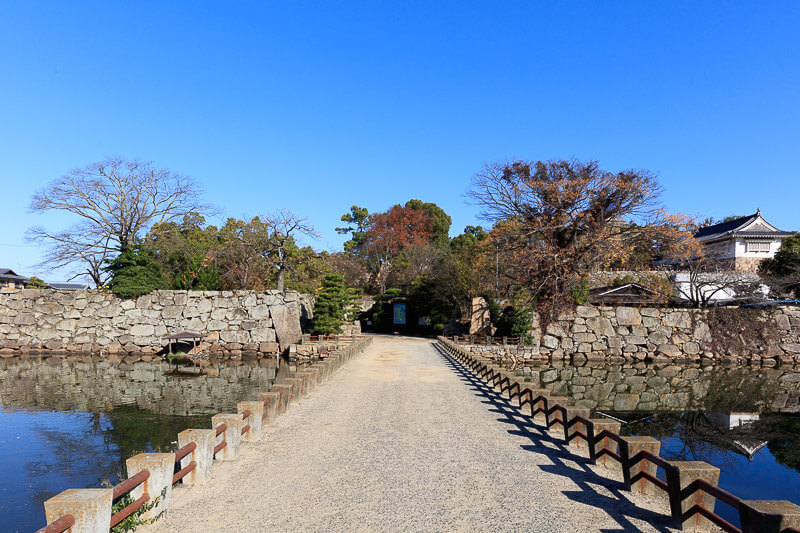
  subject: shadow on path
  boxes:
[432,342,675,533]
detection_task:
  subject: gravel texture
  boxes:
[142,336,678,532]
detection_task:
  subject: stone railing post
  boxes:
[211,414,243,461]
[526,389,549,422]
[126,453,175,520]
[44,489,112,533]
[177,429,215,486]
[587,419,621,466]
[665,461,721,532]
[619,436,661,495]
[271,383,294,407]
[739,500,800,533]
[562,406,591,447]
[286,377,305,399]
[544,396,569,429]
[237,401,264,441]
[258,391,282,420]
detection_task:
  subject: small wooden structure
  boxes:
[164,331,206,373]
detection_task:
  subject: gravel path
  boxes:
[142,336,677,532]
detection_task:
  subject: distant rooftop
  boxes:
[695,210,795,242]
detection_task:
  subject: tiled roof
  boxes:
[695,211,794,241]
[694,213,759,239]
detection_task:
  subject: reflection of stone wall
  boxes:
[0,289,308,358]
[457,305,800,363]
[522,361,800,413]
[0,357,284,416]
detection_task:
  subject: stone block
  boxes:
[44,488,113,533]
[177,429,215,486]
[211,414,243,461]
[589,419,622,466]
[657,344,682,358]
[739,500,800,533]
[620,436,661,495]
[576,305,600,318]
[664,311,692,329]
[616,307,641,326]
[125,453,174,520]
[665,460,720,531]
[237,401,264,440]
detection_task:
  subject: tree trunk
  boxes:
[277,268,285,292]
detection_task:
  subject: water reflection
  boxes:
[512,360,800,413]
[0,356,288,532]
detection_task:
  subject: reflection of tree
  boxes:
[27,407,209,512]
[701,367,780,413]
[763,414,800,473]
[623,411,800,475]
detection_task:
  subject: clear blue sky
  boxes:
[1,1,798,282]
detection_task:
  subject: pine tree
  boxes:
[310,274,350,335]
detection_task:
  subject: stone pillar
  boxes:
[286,377,304,399]
[125,453,175,520]
[177,429,215,486]
[211,414,243,461]
[296,370,316,392]
[620,436,661,495]
[237,401,264,441]
[44,489,113,533]
[526,388,549,422]
[545,396,569,429]
[739,500,800,533]
[562,406,591,447]
[665,461,721,531]
[272,383,294,406]
[588,419,621,467]
[258,391,281,420]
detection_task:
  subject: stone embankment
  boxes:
[462,305,800,363]
[0,289,313,358]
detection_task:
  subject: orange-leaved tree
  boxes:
[468,159,698,327]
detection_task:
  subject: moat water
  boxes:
[0,356,286,533]
[1,356,799,531]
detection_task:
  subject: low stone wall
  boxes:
[455,304,800,363]
[0,289,309,358]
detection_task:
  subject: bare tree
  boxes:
[28,158,208,286]
[263,210,319,292]
[673,253,768,307]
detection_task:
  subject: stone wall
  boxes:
[0,289,308,358]
[456,304,800,363]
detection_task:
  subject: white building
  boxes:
[694,210,795,273]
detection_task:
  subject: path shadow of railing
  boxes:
[432,342,676,533]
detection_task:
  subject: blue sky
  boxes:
[1,1,798,282]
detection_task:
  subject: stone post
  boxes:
[125,453,175,521]
[619,436,661,495]
[271,383,294,407]
[286,377,305,399]
[296,370,317,392]
[211,414,243,461]
[545,396,569,429]
[562,406,591,447]
[177,429,215,486]
[237,401,264,441]
[526,388,549,422]
[44,489,113,533]
[258,391,281,420]
[587,419,621,467]
[739,500,800,533]
[665,461,721,532]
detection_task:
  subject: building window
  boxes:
[746,241,771,253]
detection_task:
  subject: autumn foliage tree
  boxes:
[468,159,697,326]
[359,204,434,292]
